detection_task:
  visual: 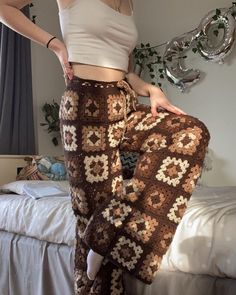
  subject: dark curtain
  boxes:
[0,5,36,154]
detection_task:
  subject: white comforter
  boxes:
[0,194,76,247]
[0,185,236,278]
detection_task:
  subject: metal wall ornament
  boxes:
[162,5,236,92]
[163,29,201,92]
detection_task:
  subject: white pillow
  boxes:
[22,182,69,199]
[1,180,70,196]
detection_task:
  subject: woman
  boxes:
[0,1,210,294]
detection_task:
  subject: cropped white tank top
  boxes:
[58,0,138,73]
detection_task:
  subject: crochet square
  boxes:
[70,186,89,215]
[62,125,78,151]
[108,121,125,147]
[84,154,109,183]
[65,157,83,180]
[84,94,100,118]
[138,252,162,283]
[102,199,132,228]
[167,195,188,224]
[59,90,79,121]
[111,150,123,174]
[156,156,190,187]
[135,153,158,179]
[82,125,106,152]
[111,175,124,197]
[169,126,203,155]
[134,112,169,131]
[107,93,125,121]
[110,236,143,271]
[182,164,202,193]
[125,210,159,243]
[140,133,167,152]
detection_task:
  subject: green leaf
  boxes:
[197,41,203,49]
[199,30,205,36]
[212,15,218,21]
[231,11,236,17]
[52,137,59,146]
[218,23,225,29]
[216,8,221,16]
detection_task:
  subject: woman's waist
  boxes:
[71,63,127,82]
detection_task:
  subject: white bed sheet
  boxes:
[0,193,76,247]
[0,185,236,278]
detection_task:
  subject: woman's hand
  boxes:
[149,85,187,117]
[47,38,74,84]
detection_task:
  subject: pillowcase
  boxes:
[1,180,70,196]
[22,182,69,199]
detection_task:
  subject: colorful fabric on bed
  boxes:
[16,156,68,181]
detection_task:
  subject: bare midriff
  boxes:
[71,62,127,82]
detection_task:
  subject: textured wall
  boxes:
[134,0,236,186]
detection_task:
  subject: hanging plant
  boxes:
[29,2,37,23]
[133,43,165,88]
[133,43,187,89]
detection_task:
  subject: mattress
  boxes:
[1,185,236,278]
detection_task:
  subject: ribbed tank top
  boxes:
[58,0,138,73]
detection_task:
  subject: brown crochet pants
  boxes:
[59,75,210,295]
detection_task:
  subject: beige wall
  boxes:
[0,156,28,185]
[31,0,64,155]
[134,0,236,186]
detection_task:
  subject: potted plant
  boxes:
[40,101,60,146]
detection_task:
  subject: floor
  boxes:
[124,270,236,295]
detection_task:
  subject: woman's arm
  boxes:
[0,0,55,46]
[0,0,73,79]
[125,55,186,116]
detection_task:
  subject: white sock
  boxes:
[86,249,104,280]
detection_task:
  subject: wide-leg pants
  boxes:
[59,75,210,295]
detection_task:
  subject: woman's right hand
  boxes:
[48,38,74,84]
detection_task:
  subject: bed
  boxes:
[0,156,236,295]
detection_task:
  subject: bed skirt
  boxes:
[1,231,236,295]
[0,231,74,295]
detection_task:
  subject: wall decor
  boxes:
[134,2,236,92]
